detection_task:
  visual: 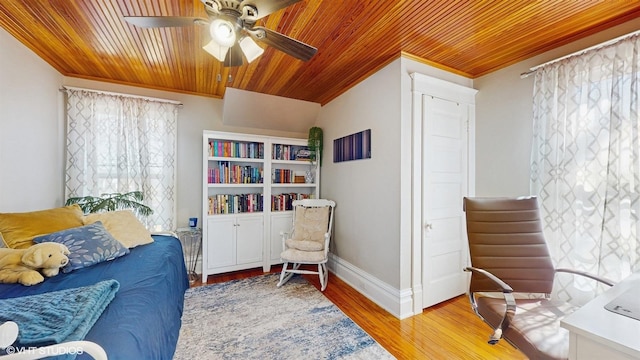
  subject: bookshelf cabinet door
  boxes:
[269,213,293,263]
[235,215,263,264]
[206,217,236,269]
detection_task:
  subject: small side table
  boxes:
[175,227,202,284]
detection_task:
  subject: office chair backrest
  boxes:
[463,197,555,294]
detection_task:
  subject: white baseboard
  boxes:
[328,253,416,319]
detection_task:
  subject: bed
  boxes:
[0,206,190,360]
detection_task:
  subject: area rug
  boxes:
[173,274,395,359]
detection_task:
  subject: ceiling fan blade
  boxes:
[241,0,301,20]
[124,16,207,28]
[224,43,245,67]
[250,26,317,61]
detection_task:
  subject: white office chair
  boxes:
[277,199,335,291]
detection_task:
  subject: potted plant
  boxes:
[308,126,323,165]
[65,191,153,216]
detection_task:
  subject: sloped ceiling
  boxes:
[1,1,640,106]
[223,88,320,132]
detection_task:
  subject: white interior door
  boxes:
[422,95,469,308]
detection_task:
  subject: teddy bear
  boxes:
[0,242,70,286]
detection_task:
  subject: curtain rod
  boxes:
[60,86,183,106]
[520,28,640,79]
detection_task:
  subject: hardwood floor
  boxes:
[195,267,527,360]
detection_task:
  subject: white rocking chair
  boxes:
[277,199,335,291]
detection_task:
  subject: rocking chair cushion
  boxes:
[280,249,326,263]
[476,296,578,360]
[292,206,329,242]
[285,238,324,251]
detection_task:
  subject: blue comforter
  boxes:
[0,235,189,360]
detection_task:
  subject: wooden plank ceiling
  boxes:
[1,0,640,105]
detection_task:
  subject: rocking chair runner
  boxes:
[277,199,335,291]
[463,196,615,360]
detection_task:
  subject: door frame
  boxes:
[410,73,477,313]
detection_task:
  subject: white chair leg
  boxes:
[319,263,327,291]
[277,262,291,287]
[277,262,299,288]
[323,264,328,289]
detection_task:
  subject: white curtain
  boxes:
[65,88,178,232]
[530,34,640,303]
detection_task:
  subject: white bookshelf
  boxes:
[202,131,319,282]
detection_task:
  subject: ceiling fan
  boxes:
[124,0,317,67]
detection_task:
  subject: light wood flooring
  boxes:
[195,267,527,360]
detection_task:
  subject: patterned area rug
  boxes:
[174,274,395,359]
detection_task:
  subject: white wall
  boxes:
[474,19,640,196]
[0,29,64,211]
[317,60,402,288]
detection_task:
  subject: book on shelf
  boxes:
[208,162,263,184]
[208,193,264,215]
[209,140,264,159]
[271,193,313,211]
[272,169,307,184]
[272,144,311,161]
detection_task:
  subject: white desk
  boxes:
[561,273,640,359]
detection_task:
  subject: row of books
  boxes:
[271,193,313,211]
[208,140,264,159]
[272,144,311,161]
[207,192,314,214]
[208,162,263,184]
[208,194,264,215]
[272,168,304,184]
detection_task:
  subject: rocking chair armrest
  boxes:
[464,267,513,293]
[280,229,293,250]
[323,232,330,255]
[555,268,616,287]
[464,267,516,345]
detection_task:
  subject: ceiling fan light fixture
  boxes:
[210,19,236,47]
[203,40,229,62]
[239,36,264,63]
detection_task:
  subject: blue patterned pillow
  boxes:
[33,221,129,273]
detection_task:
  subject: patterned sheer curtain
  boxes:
[530,34,640,303]
[65,88,179,232]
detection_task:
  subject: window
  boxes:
[530,34,640,302]
[64,88,179,231]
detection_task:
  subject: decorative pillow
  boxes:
[292,206,330,243]
[83,210,154,248]
[0,205,85,249]
[285,238,324,251]
[33,221,129,273]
